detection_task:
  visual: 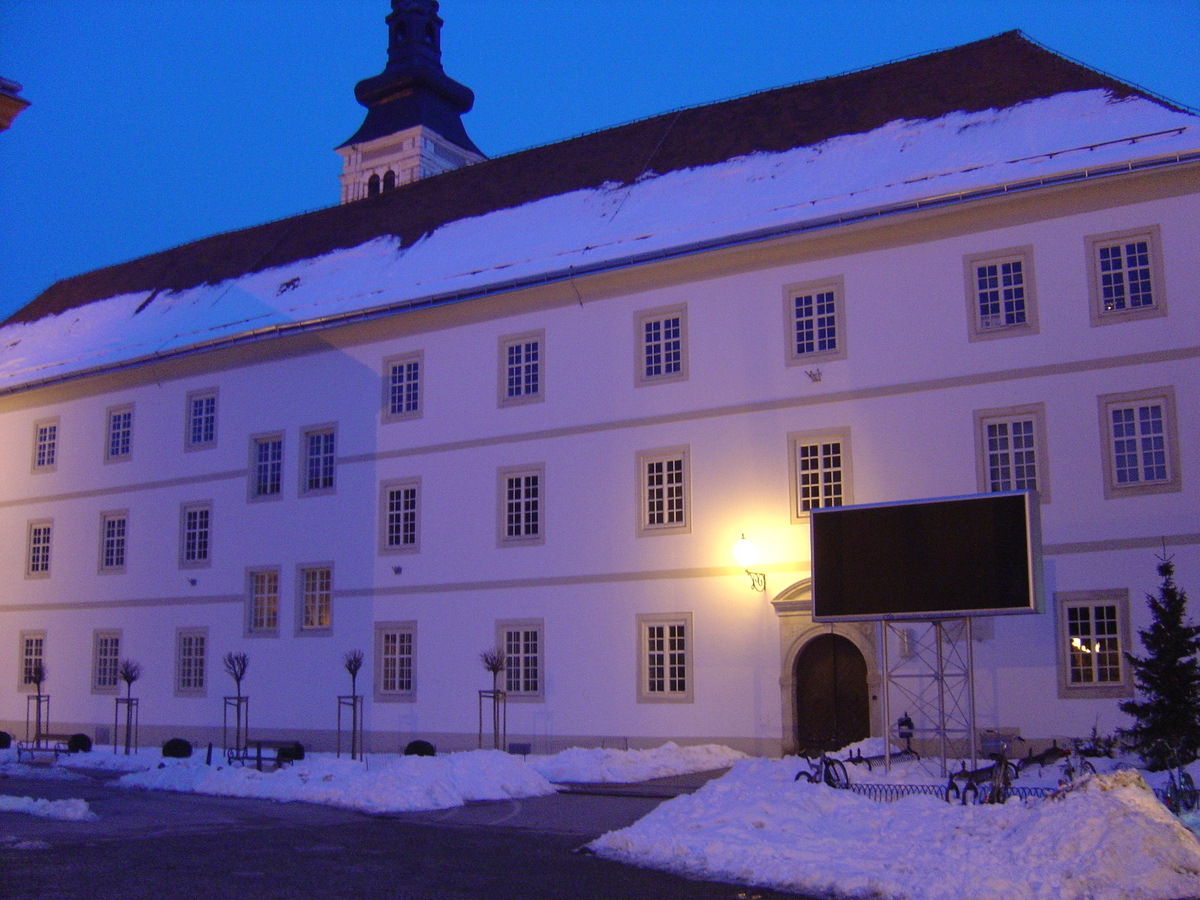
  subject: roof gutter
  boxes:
[3,147,1199,399]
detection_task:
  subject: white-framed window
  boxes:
[383,351,423,422]
[179,501,212,568]
[32,417,58,472]
[175,627,207,696]
[99,510,128,573]
[963,248,1038,340]
[1055,590,1132,699]
[1087,227,1166,325]
[498,464,544,546]
[1098,387,1180,498]
[498,330,543,406]
[637,447,690,536]
[18,630,45,693]
[788,429,851,520]
[185,388,218,450]
[249,433,284,500]
[246,567,280,636]
[499,620,544,700]
[784,277,846,363]
[301,425,337,494]
[974,404,1048,501]
[105,404,133,462]
[380,478,420,554]
[637,613,693,703]
[635,305,687,385]
[92,630,120,694]
[298,564,333,634]
[374,621,416,700]
[26,520,52,578]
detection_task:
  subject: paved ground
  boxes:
[0,769,819,900]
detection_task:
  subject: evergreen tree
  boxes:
[1118,556,1200,770]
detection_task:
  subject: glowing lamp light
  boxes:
[733,533,766,592]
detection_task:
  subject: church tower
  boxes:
[336,0,484,204]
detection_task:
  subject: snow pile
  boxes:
[529,741,745,783]
[589,759,1200,900]
[115,749,555,815]
[0,794,95,821]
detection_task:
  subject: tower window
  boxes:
[367,174,381,197]
[383,170,396,192]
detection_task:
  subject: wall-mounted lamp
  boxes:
[732,533,766,592]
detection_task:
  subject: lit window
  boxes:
[299,566,332,632]
[1055,591,1132,699]
[247,568,279,635]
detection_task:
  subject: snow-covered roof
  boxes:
[2,31,1198,394]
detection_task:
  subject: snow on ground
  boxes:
[0,794,95,821]
[2,741,1199,899]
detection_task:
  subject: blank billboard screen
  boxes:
[810,492,1042,622]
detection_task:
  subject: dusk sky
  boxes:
[1,1,1197,322]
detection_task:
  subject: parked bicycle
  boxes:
[1058,744,1097,787]
[1155,742,1198,815]
[794,752,851,789]
[946,744,1017,804]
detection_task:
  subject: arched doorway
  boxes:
[793,633,869,753]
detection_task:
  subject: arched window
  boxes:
[382,170,396,192]
[367,174,381,197]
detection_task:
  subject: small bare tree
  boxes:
[119,659,142,699]
[480,646,507,750]
[224,651,249,697]
[343,649,364,696]
[223,651,250,751]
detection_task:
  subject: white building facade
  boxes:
[1,30,1197,757]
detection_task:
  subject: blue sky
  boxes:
[1,0,1197,322]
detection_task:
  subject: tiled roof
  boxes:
[5,31,1152,327]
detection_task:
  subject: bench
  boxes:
[225,740,304,771]
[16,733,73,764]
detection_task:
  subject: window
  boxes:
[99,511,128,573]
[788,429,852,520]
[383,352,423,422]
[1098,387,1181,498]
[180,502,212,567]
[175,627,207,695]
[105,404,133,462]
[92,630,120,693]
[974,404,1048,501]
[784,277,846,363]
[18,631,45,693]
[964,248,1038,340]
[498,465,543,546]
[185,389,218,450]
[247,568,280,636]
[249,433,284,499]
[499,620,544,700]
[382,170,396,191]
[301,426,337,494]
[374,621,415,700]
[635,305,687,385]
[298,565,332,633]
[1087,227,1165,325]
[1055,590,1132,699]
[26,520,52,578]
[637,447,690,536]
[380,478,420,553]
[498,330,543,406]
[637,613,693,703]
[367,173,380,197]
[32,418,58,472]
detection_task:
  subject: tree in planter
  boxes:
[1118,555,1200,769]
[118,659,142,754]
[480,646,506,751]
[29,662,47,738]
[344,649,364,696]
[224,651,250,751]
[343,649,364,760]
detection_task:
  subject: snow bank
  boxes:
[529,741,746,783]
[0,794,95,821]
[589,760,1200,900]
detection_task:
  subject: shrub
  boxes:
[162,737,193,758]
[276,741,305,763]
[67,733,92,753]
[0,730,11,749]
[404,739,435,757]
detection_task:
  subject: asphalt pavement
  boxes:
[0,768,818,900]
